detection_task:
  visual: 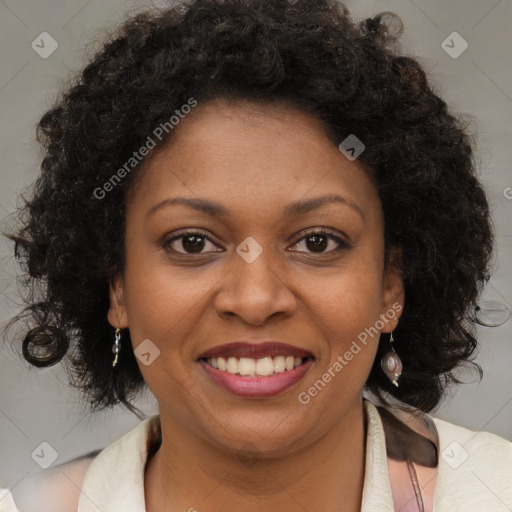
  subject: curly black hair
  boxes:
[4,0,493,416]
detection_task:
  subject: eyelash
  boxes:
[162,227,350,256]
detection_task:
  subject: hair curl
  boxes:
[5,0,493,416]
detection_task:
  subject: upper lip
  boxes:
[197,342,314,360]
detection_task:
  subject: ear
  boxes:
[380,248,405,333]
[107,274,129,329]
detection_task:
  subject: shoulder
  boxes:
[10,451,100,512]
[9,417,159,512]
[0,488,20,512]
[433,417,512,509]
[434,416,512,460]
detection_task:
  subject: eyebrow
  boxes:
[282,194,365,221]
[147,194,365,221]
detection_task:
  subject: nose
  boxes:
[214,248,297,326]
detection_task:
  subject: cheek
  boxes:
[120,253,210,407]
[299,248,384,376]
[307,254,384,330]
[310,284,382,370]
[306,292,381,404]
[121,246,214,342]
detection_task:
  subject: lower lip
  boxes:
[199,359,314,398]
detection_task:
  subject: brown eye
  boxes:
[180,234,206,253]
[289,229,349,254]
[304,233,329,253]
[163,231,221,255]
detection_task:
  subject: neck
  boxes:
[145,400,367,512]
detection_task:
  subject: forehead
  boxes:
[127,99,381,224]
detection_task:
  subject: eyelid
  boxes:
[288,227,350,253]
[162,227,350,256]
[162,229,223,254]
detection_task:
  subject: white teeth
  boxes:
[238,357,256,376]
[255,357,274,376]
[273,355,286,373]
[207,355,307,377]
[227,357,238,373]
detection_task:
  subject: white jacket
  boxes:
[3,400,512,511]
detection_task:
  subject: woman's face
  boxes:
[108,99,403,455]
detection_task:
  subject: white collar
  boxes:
[78,400,395,511]
[77,399,512,511]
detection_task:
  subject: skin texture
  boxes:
[108,99,404,512]
[11,0,493,417]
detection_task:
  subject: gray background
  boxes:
[1,0,511,493]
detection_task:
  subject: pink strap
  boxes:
[387,453,437,511]
[370,398,439,511]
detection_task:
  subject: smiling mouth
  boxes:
[196,341,315,397]
[199,355,313,378]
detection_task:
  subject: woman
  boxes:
[3,0,511,510]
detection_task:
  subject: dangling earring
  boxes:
[381,332,402,387]
[112,328,121,367]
